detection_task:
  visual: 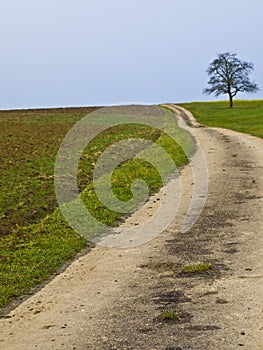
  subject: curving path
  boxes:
[0,105,263,350]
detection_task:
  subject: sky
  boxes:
[0,0,262,109]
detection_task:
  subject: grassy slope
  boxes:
[179,100,263,139]
[0,107,192,311]
[0,108,98,310]
[0,107,99,235]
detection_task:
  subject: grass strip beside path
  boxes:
[179,100,263,139]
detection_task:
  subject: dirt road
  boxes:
[0,105,263,349]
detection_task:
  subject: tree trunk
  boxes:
[229,94,233,108]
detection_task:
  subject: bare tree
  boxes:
[204,52,259,108]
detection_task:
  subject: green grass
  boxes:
[181,263,213,274]
[179,100,263,138]
[0,107,99,235]
[0,107,98,311]
[0,219,86,308]
[160,309,181,321]
[0,106,193,311]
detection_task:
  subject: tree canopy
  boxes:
[204,52,259,108]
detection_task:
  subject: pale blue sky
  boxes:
[0,0,262,109]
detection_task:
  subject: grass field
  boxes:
[0,106,192,311]
[0,107,99,236]
[0,107,98,310]
[179,100,263,138]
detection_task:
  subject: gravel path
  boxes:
[0,105,263,350]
